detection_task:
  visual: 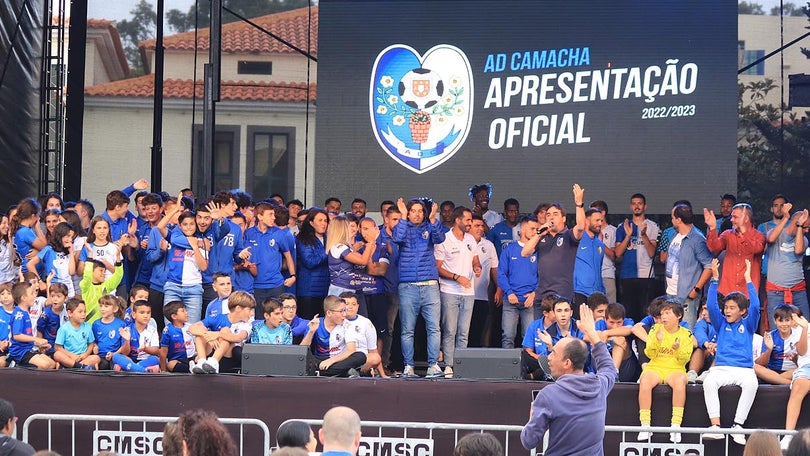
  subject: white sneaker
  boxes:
[686,370,698,383]
[444,366,454,379]
[402,365,417,377]
[696,370,710,383]
[426,364,443,378]
[201,357,219,374]
[637,428,652,441]
[190,360,205,374]
[730,424,747,445]
[670,425,681,443]
[781,434,794,450]
[701,425,725,440]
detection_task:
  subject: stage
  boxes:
[0,368,802,455]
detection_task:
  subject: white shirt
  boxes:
[434,231,477,296]
[343,315,377,354]
[600,224,617,278]
[473,238,499,301]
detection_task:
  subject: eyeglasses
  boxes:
[328,308,348,314]
[282,305,297,310]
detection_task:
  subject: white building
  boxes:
[81,7,318,206]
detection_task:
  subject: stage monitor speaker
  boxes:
[453,348,522,380]
[242,344,309,376]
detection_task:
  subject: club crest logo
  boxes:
[370,44,473,174]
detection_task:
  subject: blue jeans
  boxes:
[399,282,441,367]
[440,292,474,366]
[164,282,203,324]
[767,289,809,330]
[501,301,534,348]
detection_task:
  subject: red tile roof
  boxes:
[82,18,130,76]
[84,75,316,102]
[140,6,318,56]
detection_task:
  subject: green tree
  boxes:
[770,2,806,16]
[738,79,810,212]
[739,1,766,14]
[167,0,311,33]
[116,0,156,77]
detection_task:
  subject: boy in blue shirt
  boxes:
[54,297,100,369]
[701,259,759,445]
[755,304,801,385]
[37,282,69,356]
[251,298,292,345]
[9,282,55,369]
[204,273,232,318]
[498,216,539,348]
[160,301,196,373]
[0,282,13,367]
[189,290,255,374]
[688,299,717,383]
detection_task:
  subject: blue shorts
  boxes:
[791,365,810,388]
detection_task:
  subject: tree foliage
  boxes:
[770,2,807,16]
[739,1,766,14]
[116,0,156,77]
[738,79,810,212]
[166,0,312,33]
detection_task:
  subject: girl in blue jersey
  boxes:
[162,212,209,324]
[325,216,377,297]
[755,304,801,385]
[91,294,130,370]
[27,222,78,297]
[10,198,47,274]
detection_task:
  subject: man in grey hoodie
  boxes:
[520,304,615,455]
[0,398,34,456]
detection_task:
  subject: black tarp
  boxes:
[0,0,43,209]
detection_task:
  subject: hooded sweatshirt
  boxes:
[521,341,615,455]
[0,435,35,456]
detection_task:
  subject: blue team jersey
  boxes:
[244,225,289,288]
[205,297,229,318]
[206,219,243,280]
[38,306,67,348]
[250,321,292,345]
[594,318,634,352]
[763,327,801,371]
[201,313,236,332]
[92,318,128,356]
[708,281,760,368]
[160,323,196,361]
[0,306,14,344]
[9,307,34,360]
[55,322,95,355]
[522,319,551,355]
[312,317,331,358]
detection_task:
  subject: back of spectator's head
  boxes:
[177,409,236,456]
[786,429,810,456]
[162,421,183,456]
[320,406,361,452]
[277,420,316,451]
[0,398,15,435]
[453,433,503,456]
[742,430,781,456]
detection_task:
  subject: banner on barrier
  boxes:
[358,436,434,456]
[619,442,704,456]
[93,430,164,456]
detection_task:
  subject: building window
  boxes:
[738,41,765,76]
[238,61,272,75]
[247,127,295,200]
[192,125,240,197]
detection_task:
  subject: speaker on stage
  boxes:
[453,348,522,380]
[241,344,309,376]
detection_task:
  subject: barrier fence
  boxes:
[21,413,271,456]
[20,413,798,456]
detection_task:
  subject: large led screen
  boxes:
[315,0,737,214]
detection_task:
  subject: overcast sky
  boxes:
[86,1,800,22]
[87,1,196,22]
